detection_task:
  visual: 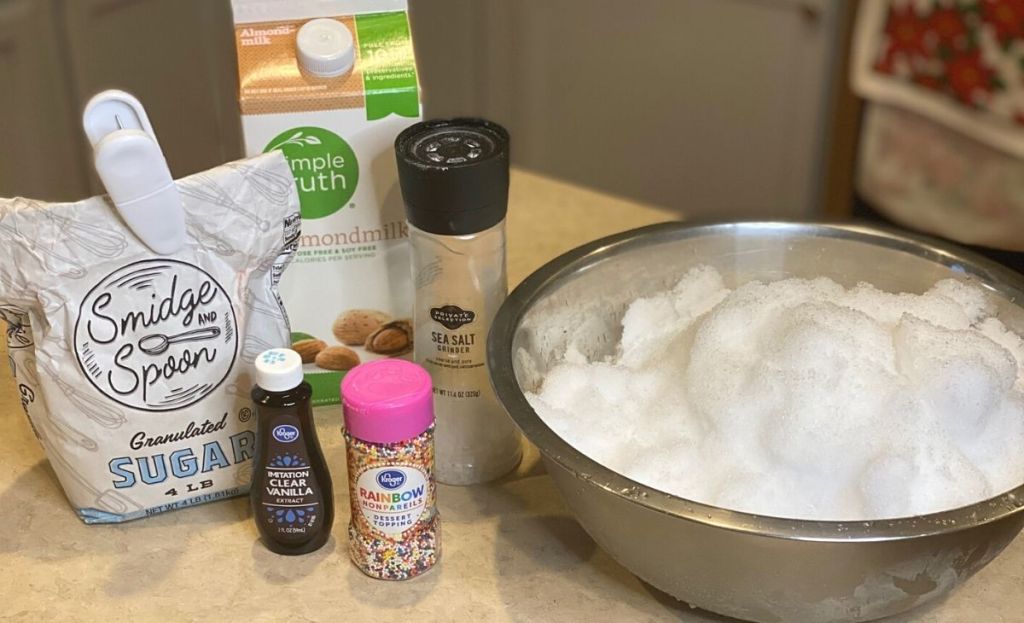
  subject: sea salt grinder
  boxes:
[395,118,522,485]
[342,359,440,580]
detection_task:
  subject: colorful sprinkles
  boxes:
[345,426,440,580]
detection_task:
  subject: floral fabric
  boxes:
[853,1,1024,249]
[852,0,1024,157]
[857,103,1024,249]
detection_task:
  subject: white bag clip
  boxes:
[82,90,186,255]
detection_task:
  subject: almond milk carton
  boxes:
[232,0,421,404]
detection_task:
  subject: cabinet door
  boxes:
[0,0,90,201]
[413,0,846,217]
[62,0,243,192]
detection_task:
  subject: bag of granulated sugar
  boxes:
[0,151,300,523]
[232,0,422,404]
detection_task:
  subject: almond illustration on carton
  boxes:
[333,309,391,346]
[315,345,361,371]
[292,338,326,363]
[365,319,413,356]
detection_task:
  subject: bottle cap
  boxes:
[395,118,510,236]
[342,359,434,444]
[254,348,304,392]
[296,18,355,78]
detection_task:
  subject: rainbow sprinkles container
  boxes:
[341,359,440,580]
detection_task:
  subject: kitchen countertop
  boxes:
[2,170,1022,622]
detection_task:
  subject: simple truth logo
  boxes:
[264,126,360,220]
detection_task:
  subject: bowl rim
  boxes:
[488,220,1024,542]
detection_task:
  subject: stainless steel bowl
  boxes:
[488,222,1024,623]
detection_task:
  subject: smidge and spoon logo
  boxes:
[74,259,238,412]
[264,126,359,220]
[272,424,300,443]
[376,469,406,490]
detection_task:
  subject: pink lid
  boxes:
[341,359,434,444]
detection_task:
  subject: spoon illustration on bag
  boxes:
[0,305,32,348]
[179,174,272,232]
[226,161,294,205]
[23,357,98,451]
[35,358,127,429]
[0,204,88,279]
[137,326,221,356]
[42,424,141,517]
[41,209,128,258]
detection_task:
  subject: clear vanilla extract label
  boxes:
[256,414,327,540]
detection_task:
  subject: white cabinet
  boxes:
[61,0,241,196]
[0,0,90,201]
[410,0,849,217]
[0,0,241,201]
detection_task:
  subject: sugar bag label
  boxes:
[0,152,300,523]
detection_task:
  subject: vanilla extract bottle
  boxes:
[251,348,334,555]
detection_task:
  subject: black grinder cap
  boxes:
[395,118,510,236]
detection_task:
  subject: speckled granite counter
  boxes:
[2,170,1022,622]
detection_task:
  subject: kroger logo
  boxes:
[272,424,299,443]
[376,470,406,490]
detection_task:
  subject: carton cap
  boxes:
[296,18,355,78]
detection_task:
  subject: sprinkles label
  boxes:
[345,425,439,580]
[355,465,428,537]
